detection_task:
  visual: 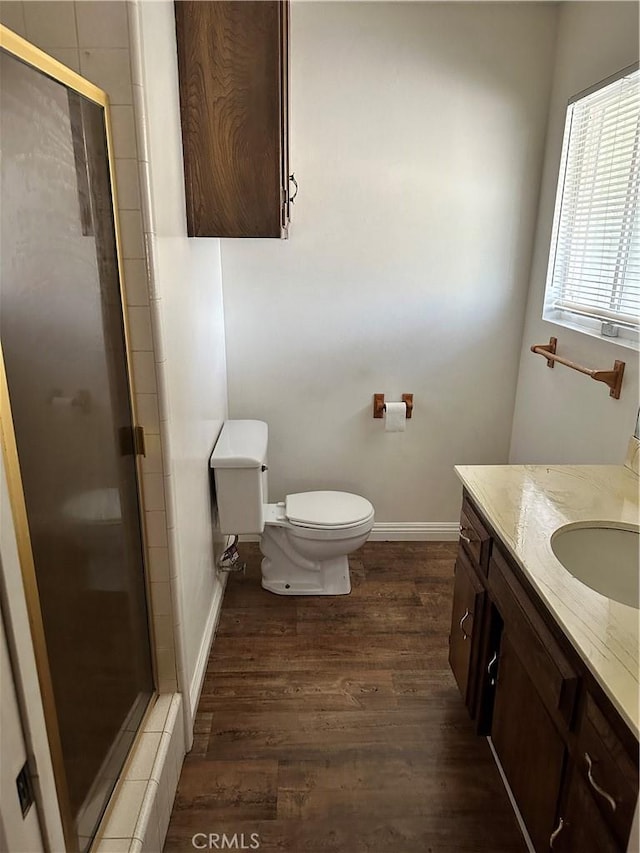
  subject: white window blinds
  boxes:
[544,66,640,345]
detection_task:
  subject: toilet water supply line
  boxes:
[217,535,246,573]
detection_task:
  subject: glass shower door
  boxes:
[0,42,154,852]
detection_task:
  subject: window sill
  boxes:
[543,311,639,353]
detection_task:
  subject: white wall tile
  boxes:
[144,695,172,733]
[162,473,175,529]
[131,350,156,394]
[124,733,162,782]
[128,840,143,853]
[100,780,147,839]
[168,695,182,728]
[76,1,129,48]
[128,306,153,351]
[140,806,160,853]
[150,581,171,617]
[135,393,160,434]
[24,1,77,47]
[145,511,168,547]
[131,83,150,163]
[134,780,159,847]
[147,297,166,363]
[123,259,149,306]
[126,0,144,86]
[141,434,163,474]
[0,2,27,38]
[110,106,138,159]
[150,731,171,786]
[119,209,145,259]
[154,768,170,848]
[138,161,155,234]
[115,158,141,210]
[152,612,174,651]
[156,650,178,694]
[80,47,132,104]
[45,47,80,73]
[142,472,165,513]
[146,546,170,583]
[95,839,131,853]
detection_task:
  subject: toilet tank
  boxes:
[209,420,268,534]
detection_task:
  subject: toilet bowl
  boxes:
[260,492,374,595]
[209,420,375,596]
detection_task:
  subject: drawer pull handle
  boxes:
[459,524,472,544]
[549,817,564,848]
[585,752,617,812]
[459,608,471,639]
[487,651,498,685]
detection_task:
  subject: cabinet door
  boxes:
[279,0,291,234]
[175,1,289,237]
[448,548,485,714]
[492,632,566,853]
[553,767,619,853]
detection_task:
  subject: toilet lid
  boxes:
[285,491,374,529]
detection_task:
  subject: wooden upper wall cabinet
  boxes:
[174,0,291,238]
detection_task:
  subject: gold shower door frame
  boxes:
[0,25,158,852]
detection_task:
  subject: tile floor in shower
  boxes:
[163,541,525,852]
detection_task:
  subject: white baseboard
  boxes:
[242,523,458,543]
[369,522,459,541]
[189,572,227,717]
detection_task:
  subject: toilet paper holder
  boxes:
[373,393,413,419]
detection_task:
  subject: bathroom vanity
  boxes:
[449,465,639,853]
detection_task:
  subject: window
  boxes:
[543,65,639,349]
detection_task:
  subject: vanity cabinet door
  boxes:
[553,766,619,853]
[576,693,639,847]
[491,632,566,853]
[448,548,485,716]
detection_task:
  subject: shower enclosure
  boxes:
[0,30,154,852]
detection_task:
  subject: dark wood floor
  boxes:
[164,542,526,852]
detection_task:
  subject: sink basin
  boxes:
[551,523,639,609]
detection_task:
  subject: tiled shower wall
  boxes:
[0,0,179,692]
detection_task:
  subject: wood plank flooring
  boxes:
[164,542,526,852]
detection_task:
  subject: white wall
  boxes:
[0,452,64,853]
[134,0,228,725]
[221,1,558,528]
[510,2,640,464]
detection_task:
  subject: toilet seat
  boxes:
[285,491,374,530]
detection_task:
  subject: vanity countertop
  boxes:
[454,463,639,739]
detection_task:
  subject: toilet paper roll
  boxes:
[384,401,406,432]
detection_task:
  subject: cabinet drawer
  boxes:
[459,498,491,574]
[488,547,578,729]
[576,694,638,846]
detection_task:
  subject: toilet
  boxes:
[209,420,374,595]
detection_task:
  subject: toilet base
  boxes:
[261,553,351,595]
